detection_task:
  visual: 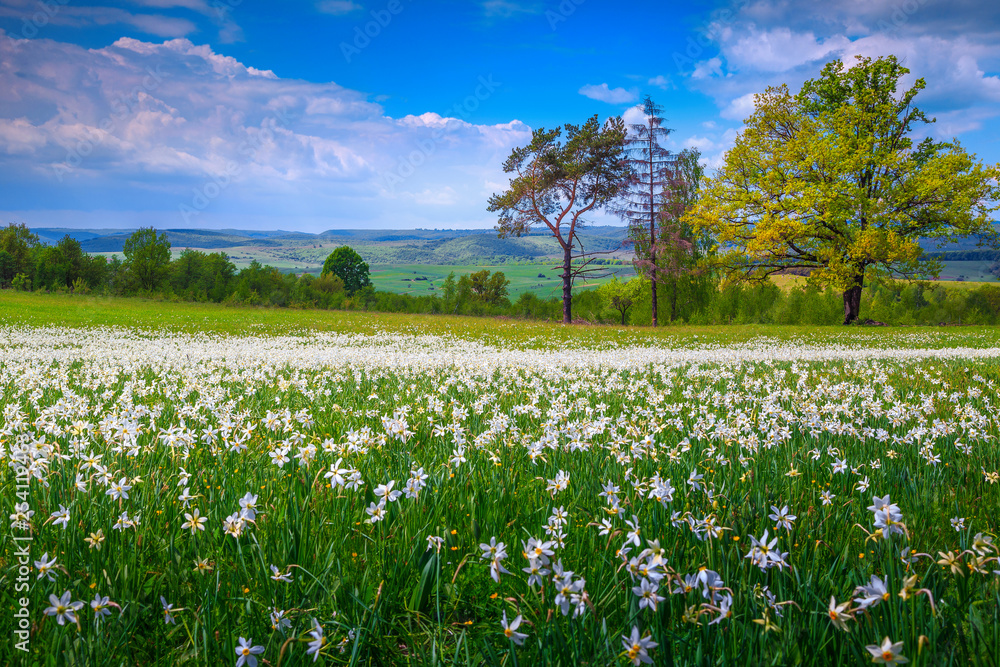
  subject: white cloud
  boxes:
[0,2,198,38]
[721,26,850,73]
[316,1,362,15]
[622,104,649,128]
[682,0,1000,151]
[0,32,534,230]
[482,1,539,18]
[411,187,458,206]
[0,0,249,42]
[682,128,741,169]
[127,1,214,13]
[691,57,723,80]
[648,75,672,89]
[720,92,757,121]
[578,83,638,104]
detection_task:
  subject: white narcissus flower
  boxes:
[622,625,658,665]
[49,504,70,529]
[35,552,58,581]
[106,477,132,500]
[865,637,909,665]
[827,596,852,631]
[501,611,527,646]
[44,591,83,625]
[161,596,176,625]
[235,637,265,667]
[181,508,207,534]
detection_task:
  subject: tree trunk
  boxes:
[671,278,677,323]
[650,216,658,327]
[561,244,572,324]
[842,274,864,324]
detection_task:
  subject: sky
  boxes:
[1,0,998,232]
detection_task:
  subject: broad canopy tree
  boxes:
[322,245,371,295]
[122,227,171,292]
[686,55,1000,324]
[488,115,631,324]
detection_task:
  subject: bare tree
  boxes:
[615,96,680,326]
[655,147,705,322]
[488,115,631,324]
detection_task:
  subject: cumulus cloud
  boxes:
[0,32,533,230]
[578,83,638,104]
[679,0,1000,157]
[721,27,850,73]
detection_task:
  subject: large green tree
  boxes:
[488,115,631,324]
[468,269,510,306]
[122,227,172,292]
[0,223,40,284]
[687,55,1000,324]
[321,246,371,295]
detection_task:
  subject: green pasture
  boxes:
[367,263,636,298]
[4,291,1000,349]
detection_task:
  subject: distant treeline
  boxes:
[3,223,1000,326]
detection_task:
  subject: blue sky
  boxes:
[1,0,998,232]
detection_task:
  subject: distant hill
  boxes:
[23,224,998,283]
[76,230,280,253]
[28,226,632,269]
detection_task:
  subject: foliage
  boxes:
[687,55,1000,324]
[122,227,172,292]
[0,223,40,287]
[488,115,631,323]
[468,270,511,306]
[322,246,372,295]
[596,277,643,325]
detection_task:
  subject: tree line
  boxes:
[5,55,999,327]
[5,219,1000,326]
[488,54,999,325]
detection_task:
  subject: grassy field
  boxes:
[2,293,1000,666]
[368,264,636,298]
[5,291,1000,348]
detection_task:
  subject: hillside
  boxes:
[30,226,633,271]
[27,225,999,284]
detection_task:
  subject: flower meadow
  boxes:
[2,325,1000,666]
